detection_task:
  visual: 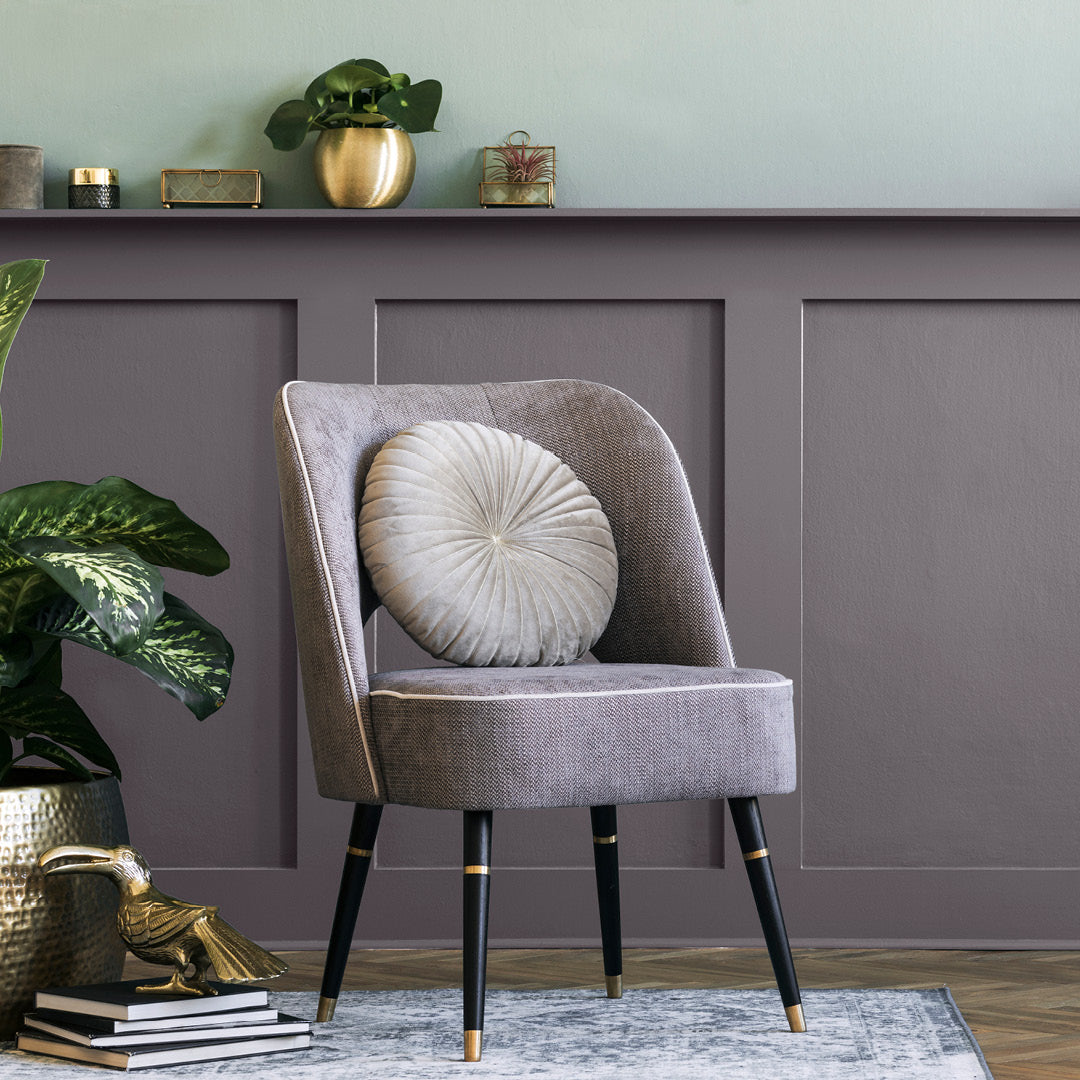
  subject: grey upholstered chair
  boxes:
[273,379,803,1062]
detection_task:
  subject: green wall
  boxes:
[3,0,1080,209]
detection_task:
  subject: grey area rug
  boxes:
[0,988,992,1078]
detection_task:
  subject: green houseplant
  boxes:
[0,263,233,784]
[0,258,234,1035]
[264,59,443,208]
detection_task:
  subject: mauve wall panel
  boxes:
[802,300,1080,869]
[2,299,298,869]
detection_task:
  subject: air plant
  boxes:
[487,135,555,184]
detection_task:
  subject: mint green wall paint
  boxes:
[3,0,1080,209]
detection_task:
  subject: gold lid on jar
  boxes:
[69,168,118,186]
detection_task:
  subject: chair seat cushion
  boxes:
[368,664,795,810]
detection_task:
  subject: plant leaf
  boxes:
[264,98,315,151]
[389,73,410,89]
[353,58,390,77]
[303,72,332,109]
[9,538,164,654]
[32,593,232,721]
[15,737,94,781]
[0,631,34,687]
[0,567,63,635]
[0,475,230,575]
[324,63,389,96]
[118,594,233,720]
[343,112,388,125]
[0,258,47,464]
[0,681,119,777]
[376,79,442,133]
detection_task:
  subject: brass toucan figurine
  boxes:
[39,844,288,997]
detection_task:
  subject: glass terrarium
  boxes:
[479,131,555,208]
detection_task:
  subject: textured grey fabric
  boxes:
[358,421,618,666]
[369,664,794,809]
[274,380,782,809]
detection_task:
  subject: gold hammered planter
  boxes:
[313,128,416,209]
[0,769,128,1038]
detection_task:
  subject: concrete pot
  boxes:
[0,145,44,209]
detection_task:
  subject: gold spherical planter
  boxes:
[313,128,416,209]
[0,770,128,1038]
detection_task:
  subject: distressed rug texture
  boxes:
[1,987,992,1078]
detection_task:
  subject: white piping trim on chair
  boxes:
[281,381,381,799]
[369,679,792,703]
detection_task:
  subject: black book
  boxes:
[22,1011,310,1048]
[16,1029,311,1070]
[30,1005,280,1035]
[34,981,269,1021]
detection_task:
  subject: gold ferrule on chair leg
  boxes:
[464,1029,483,1062]
[785,1003,806,1032]
[316,996,337,1023]
[346,845,373,858]
[605,974,623,998]
[463,865,490,875]
[742,847,769,861]
[592,834,617,845]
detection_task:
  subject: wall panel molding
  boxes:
[5,210,1079,946]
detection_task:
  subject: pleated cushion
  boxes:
[358,420,619,666]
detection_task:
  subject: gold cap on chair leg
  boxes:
[605,974,623,998]
[464,1029,483,1062]
[316,996,337,1023]
[785,1003,806,1032]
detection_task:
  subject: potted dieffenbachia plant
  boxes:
[264,58,442,208]
[0,257,234,1037]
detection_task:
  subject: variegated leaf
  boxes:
[0,680,119,777]
[9,538,164,654]
[0,259,47,463]
[0,566,63,630]
[14,737,94,781]
[119,594,233,720]
[31,592,232,721]
[0,476,229,575]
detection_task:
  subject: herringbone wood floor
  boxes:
[125,949,1080,1079]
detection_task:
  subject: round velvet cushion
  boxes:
[358,420,618,666]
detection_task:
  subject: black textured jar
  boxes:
[68,168,119,208]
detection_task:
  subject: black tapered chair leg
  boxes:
[317,803,383,1022]
[727,797,805,1032]
[463,810,493,1062]
[590,805,623,998]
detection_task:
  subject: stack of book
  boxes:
[15,980,311,1070]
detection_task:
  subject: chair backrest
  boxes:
[274,379,734,804]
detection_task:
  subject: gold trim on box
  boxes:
[69,168,118,186]
[161,169,262,208]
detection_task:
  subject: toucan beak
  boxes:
[38,844,117,875]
